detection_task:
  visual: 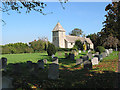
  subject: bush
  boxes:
[47,43,56,56]
[56,48,71,51]
[75,40,83,50]
[95,46,105,54]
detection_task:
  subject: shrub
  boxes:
[56,48,71,51]
[75,40,83,50]
[47,43,56,56]
[95,46,105,54]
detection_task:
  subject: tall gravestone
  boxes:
[91,57,99,65]
[37,60,44,69]
[52,57,58,64]
[1,57,7,71]
[48,63,59,79]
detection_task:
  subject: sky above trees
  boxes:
[2,2,111,45]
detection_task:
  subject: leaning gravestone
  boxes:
[52,57,58,64]
[37,60,44,69]
[83,60,92,70]
[76,58,83,65]
[43,59,47,64]
[2,76,14,88]
[48,63,59,79]
[88,53,93,59]
[91,57,99,65]
[69,53,75,60]
[82,56,89,62]
[1,57,7,71]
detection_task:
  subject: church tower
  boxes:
[52,22,66,48]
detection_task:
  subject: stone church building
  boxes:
[52,22,94,50]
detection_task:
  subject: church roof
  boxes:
[52,22,65,32]
[65,35,93,44]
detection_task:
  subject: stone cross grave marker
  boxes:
[48,63,59,80]
[91,57,99,65]
[37,60,44,69]
[52,57,58,64]
[83,60,92,70]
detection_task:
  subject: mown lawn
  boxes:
[1,51,119,89]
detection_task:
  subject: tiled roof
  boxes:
[52,22,65,32]
[65,35,93,44]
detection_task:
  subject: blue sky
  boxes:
[2,2,111,45]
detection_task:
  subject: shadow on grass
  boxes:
[2,61,119,89]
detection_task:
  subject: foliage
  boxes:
[56,47,72,51]
[47,43,56,56]
[74,40,83,50]
[69,28,83,36]
[95,46,105,54]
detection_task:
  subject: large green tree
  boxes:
[69,28,83,36]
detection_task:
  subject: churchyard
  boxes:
[1,49,119,89]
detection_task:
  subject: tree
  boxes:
[74,40,83,50]
[47,43,56,56]
[69,28,83,36]
[102,34,119,49]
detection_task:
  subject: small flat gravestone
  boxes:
[69,53,74,60]
[1,57,7,71]
[76,58,83,65]
[91,57,99,65]
[2,76,14,88]
[83,60,92,70]
[43,59,47,64]
[82,56,89,62]
[52,57,58,64]
[48,63,59,79]
[37,60,44,69]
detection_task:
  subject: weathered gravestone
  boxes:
[37,60,44,69]
[1,57,7,71]
[69,53,74,60]
[76,58,83,65]
[88,53,93,59]
[2,76,14,88]
[43,59,47,64]
[65,53,69,58]
[101,52,106,58]
[52,57,58,64]
[83,60,92,70]
[94,55,103,61]
[82,56,89,62]
[91,57,99,65]
[48,63,59,79]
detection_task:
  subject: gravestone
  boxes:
[2,76,14,88]
[37,60,44,69]
[88,50,91,53]
[52,57,58,64]
[94,55,103,61]
[101,52,106,58]
[88,53,93,59]
[52,54,55,58]
[82,56,89,62]
[105,49,109,56]
[27,61,32,68]
[43,59,47,64]
[76,58,83,65]
[79,50,81,53]
[83,60,92,70]
[65,53,68,58]
[109,49,113,53]
[48,63,59,79]
[12,63,22,75]
[1,57,7,71]
[91,57,99,65]
[95,52,99,55]
[69,53,74,60]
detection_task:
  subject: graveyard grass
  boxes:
[1,51,119,88]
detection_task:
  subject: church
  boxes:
[52,22,94,50]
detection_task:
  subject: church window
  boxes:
[71,43,73,45]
